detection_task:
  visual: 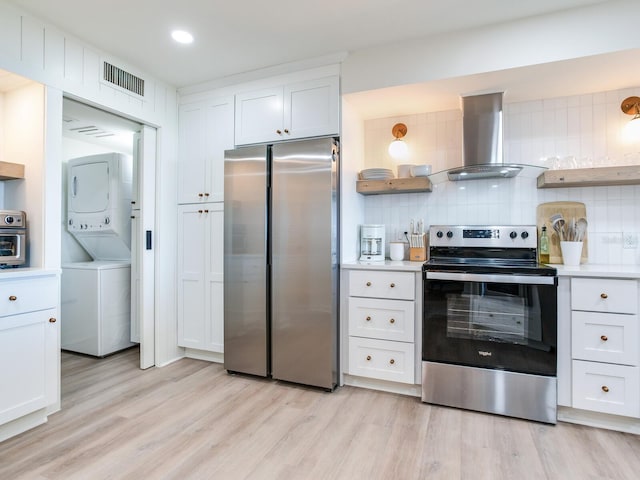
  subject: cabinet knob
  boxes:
[600,293,608,299]
[198,210,203,214]
[276,129,282,135]
[366,316,371,322]
[9,295,17,301]
[602,385,610,393]
[49,317,57,323]
[366,355,371,361]
[389,318,395,324]
[390,283,395,288]
[204,193,210,197]
[204,209,209,213]
[284,129,290,134]
[366,282,371,287]
[198,193,204,197]
[600,335,608,342]
[389,359,395,365]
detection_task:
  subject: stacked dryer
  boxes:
[61,153,136,356]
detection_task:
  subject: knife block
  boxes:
[409,234,427,262]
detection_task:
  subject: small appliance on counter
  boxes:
[360,224,385,262]
[0,210,26,268]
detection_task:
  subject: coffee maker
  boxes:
[360,224,385,262]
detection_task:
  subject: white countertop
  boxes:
[553,264,640,279]
[341,260,423,272]
[0,267,61,279]
[342,261,640,278]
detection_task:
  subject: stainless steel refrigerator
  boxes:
[223,137,339,390]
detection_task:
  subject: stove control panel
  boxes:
[430,225,538,249]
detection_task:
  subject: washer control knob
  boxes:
[446,231,453,238]
[510,231,518,239]
[436,231,443,238]
[521,231,529,239]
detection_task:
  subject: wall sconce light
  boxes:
[621,96,640,140]
[388,123,409,160]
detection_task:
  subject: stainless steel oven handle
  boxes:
[426,271,556,285]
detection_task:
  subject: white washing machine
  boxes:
[61,261,134,356]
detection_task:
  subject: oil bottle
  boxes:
[539,226,550,264]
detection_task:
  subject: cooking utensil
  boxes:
[575,217,588,242]
[549,213,565,241]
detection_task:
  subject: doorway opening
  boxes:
[60,97,155,371]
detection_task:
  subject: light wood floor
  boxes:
[2,348,640,480]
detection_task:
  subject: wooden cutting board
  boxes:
[536,201,588,264]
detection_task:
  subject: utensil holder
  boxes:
[560,241,583,266]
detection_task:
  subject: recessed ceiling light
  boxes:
[171,30,194,44]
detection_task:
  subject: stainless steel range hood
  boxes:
[446,92,523,181]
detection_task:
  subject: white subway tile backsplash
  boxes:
[362,86,640,264]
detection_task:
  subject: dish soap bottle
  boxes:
[539,226,550,264]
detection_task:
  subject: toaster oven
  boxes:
[0,210,26,267]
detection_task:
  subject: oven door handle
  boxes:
[426,271,557,285]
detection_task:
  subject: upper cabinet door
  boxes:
[234,87,284,146]
[284,76,340,140]
[178,96,234,204]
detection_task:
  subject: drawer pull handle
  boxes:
[276,129,282,135]
[49,317,57,323]
[389,318,395,324]
[389,359,395,365]
[600,293,608,299]
[366,316,371,322]
[366,282,371,287]
[390,283,395,288]
[602,385,609,393]
[366,355,371,361]
[9,295,17,301]
[600,335,608,342]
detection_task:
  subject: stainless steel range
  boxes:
[422,225,558,424]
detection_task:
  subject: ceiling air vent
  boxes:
[103,61,145,97]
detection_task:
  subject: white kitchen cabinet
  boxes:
[568,277,640,418]
[0,273,59,429]
[345,269,418,385]
[178,96,234,204]
[177,204,224,353]
[234,75,339,145]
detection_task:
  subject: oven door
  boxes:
[423,271,557,376]
[0,231,25,265]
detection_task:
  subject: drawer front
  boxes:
[348,337,414,384]
[0,276,58,318]
[572,311,639,366]
[348,297,414,342]
[572,360,640,418]
[349,270,414,300]
[571,278,638,314]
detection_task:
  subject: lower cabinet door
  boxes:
[0,311,48,425]
[572,360,640,418]
[348,337,414,384]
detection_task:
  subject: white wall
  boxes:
[360,86,640,264]
[0,0,181,365]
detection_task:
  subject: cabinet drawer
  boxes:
[572,311,639,366]
[349,270,414,300]
[0,276,58,318]
[571,278,638,314]
[572,360,640,418]
[348,297,414,342]
[348,337,414,384]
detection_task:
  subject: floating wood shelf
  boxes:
[537,165,640,188]
[0,161,25,180]
[356,176,432,195]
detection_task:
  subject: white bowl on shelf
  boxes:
[411,164,432,177]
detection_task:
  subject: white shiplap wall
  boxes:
[362,86,640,264]
[0,0,181,365]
